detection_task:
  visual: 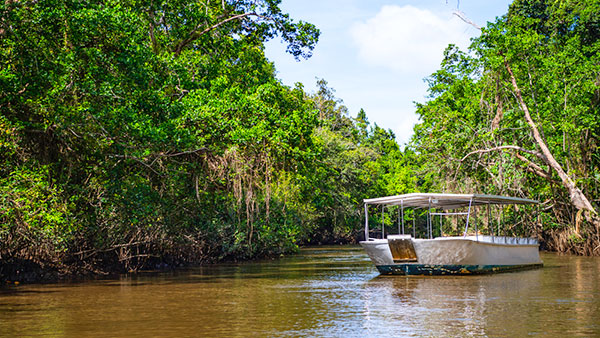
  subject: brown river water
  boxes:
[1,246,599,337]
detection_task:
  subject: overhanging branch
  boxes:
[514,153,558,182]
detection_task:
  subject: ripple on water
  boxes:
[0,249,599,337]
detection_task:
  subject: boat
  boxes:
[359,193,543,275]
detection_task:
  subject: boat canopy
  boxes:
[364,193,538,210]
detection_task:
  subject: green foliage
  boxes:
[0,0,421,277]
[304,80,421,242]
[0,165,74,262]
[411,0,600,250]
[0,0,326,273]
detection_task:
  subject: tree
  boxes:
[0,0,322,277]
[413,0,600,254]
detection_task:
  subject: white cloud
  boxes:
[350,5,474,74]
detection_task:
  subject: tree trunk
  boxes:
[504,59,597,217]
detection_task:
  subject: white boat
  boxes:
[359,193,543,275]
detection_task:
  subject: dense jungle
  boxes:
[1,0,599,281]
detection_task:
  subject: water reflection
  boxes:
[0,247,599,337]
[360,270,544,337]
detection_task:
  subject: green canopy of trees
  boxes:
[412,0,600,254]
[2,0,599,281]
[0,0,417,278]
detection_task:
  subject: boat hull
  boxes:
[360,236,543,275]
[376,263,543,275]
[411,236,541,265]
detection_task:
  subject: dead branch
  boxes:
[71,241,153,259]
[504,58,596,213]
[118,254,157,262]
[453,10,481,30]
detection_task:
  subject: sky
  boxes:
[264,0,514,146]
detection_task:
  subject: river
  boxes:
[1,247,599,337]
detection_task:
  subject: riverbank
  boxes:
[4,225,599,284]
[0,224,364,284]
[1,243,301,284]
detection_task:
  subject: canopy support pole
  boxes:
[537,203,541,233]
[364,204,369,241]
[497,206,500,237]
[397,206,400,235]
[381,205,385,239]
[428,197,432,239]
[513,204,517,237]
[401,200,405,235]
[488,203,492,241]
[413,210,416,238]
[500,205,504,236]
[439,212,443,237]
[463,198,473,237]
[475,203,478,241]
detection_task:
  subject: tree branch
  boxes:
[514,153,558,182]
[109,154,162,176]
[173,12,261,56]
[148,10,159,54]
[491,78,503,130]
[164,148,208,157]
[147,147,208,167]
[504,58,596,213]
[453,6,598,216]
[460,145,547,163]
[453,10,481,30]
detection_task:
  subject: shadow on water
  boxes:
[0,288,60,295]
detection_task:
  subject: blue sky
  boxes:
[264,0,514,146]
